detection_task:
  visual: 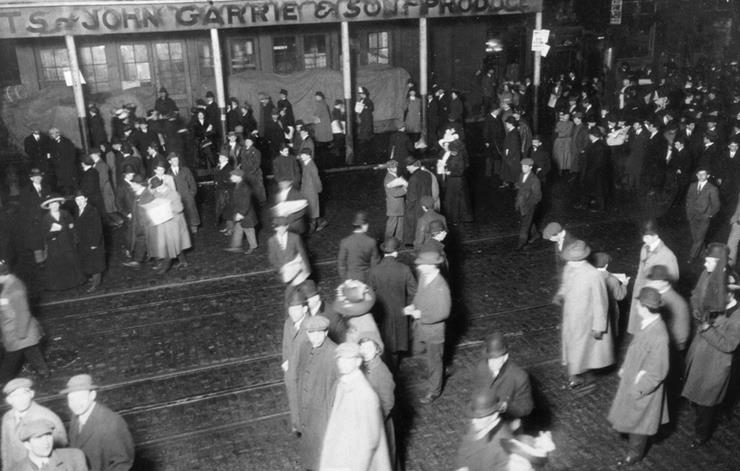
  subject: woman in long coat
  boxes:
[145,177,192,274]
[404,89,422,139]
[312,92,333,144]
[553,111,575,172]
[41,195,85,291]
[74,192,106,292]
[555,240,614,385]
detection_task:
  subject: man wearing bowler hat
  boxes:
[553,240,613,389]
[405,251,450,403]
[383,160,407,242]
[368,237,418,371]
[471,332,533,424]
[337,211,379,283]
[402,158,433,247]
[453,392,513,471]
[63,374,134,471]
[2,378,67,470]
[645,264,690,352]
[514,157,542,250]
[10,419,86,471]
[291,315,337,471]
[608,287,670,465]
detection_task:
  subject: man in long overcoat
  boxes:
[368,237,417,371]
[500,117,521,188]
[402,159,433,246]
[63,375,134,471]
[167,153,200,233]
[48,128,78,195]
[579,128,609,211]
[74,192,106,292]
[273,144,301,190]
[18,169,50,262]
[554,240,613,388]
[319,342,391,471]
[383,160,406,241]
[514,158,541,250]
[413,196,446,251]
[337,211,380,283]
[79,157,105,215]
[682,277,740,446]
[608,287,670,466]
[627,220,679,335]
[267,217,311,287]
[293,315,337,471]
[299,148,327,233]
[281,290,308,434]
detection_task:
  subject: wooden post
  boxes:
[341,21,354,165]
[64,35,89,154]
[210,28,227,144]
[533,11,542,134]
[419,18,428,146]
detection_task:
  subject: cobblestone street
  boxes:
[10,167,740,471]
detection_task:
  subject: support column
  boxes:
[341,21,354,165]
[419,18,428,146]
[210,28,227,144]
[65,35,89,154]
[533,11,542,134]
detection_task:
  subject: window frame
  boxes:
[78,44,110,93]
[366,31,391,65]
[303,34,328,70]
[37,46,69,85]
[227,37,259,73]
[118,42,153,86]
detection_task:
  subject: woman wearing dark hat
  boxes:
[40,194,84,291]
[73,191,106,292]
[439,128,473,224]
[145,176,191,274]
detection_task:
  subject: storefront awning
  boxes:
[0,0,542,39]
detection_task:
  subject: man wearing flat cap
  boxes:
[453,392,512,471]
[368,237,417,372]
[402,158,433,247]
[608,287,670,465]
[405,251,451,403]
[291,315,337,471]
[63,374,134,471]
[10,419,86,471]
[471,332,533,426]
[553,240,613,389]
[2,379,67,470]
[414,195,447,251]
[320,342,390,471]
[337,211,380,283]
[514,158,541,250]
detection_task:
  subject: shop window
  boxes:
[155,41,187,95]
[39,47,69,82]
[0,43,20,87]
[198,42,214,77]
[304,35,327,69]
[273,36,298,74]
[79,45,110,92]
[367,32,390,64]
[119,44,151,85]
[229,38,257,72]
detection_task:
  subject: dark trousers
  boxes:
[423,340,444,397]
[627,433,648,460]
[0,345,48,383]
[688,215,711,259]
[693,404,717,442]
[518,210,538,246]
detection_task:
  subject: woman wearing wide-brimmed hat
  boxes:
[40,194,84,291]
[553,240,614,389]
[329,280,382,348]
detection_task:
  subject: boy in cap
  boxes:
[608,287,670,465]
[383,160,407,241]
[2,379,67,470]
[405,251,451,403]
[514,158,541,250]
[292,315,336,470]
[593,252,629,337]
[337,211,380,282]
[11,419,86,471]
[63,374,134,471]
[319,343,390,470]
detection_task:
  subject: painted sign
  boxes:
[0,0,543,38]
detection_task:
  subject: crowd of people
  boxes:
[0,56,739,470]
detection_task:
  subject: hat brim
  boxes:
[561,247,591,261]
[332,296,376,318]
[414,254,445,265]
[467,403,499,418]
[40,197,66,209]
[380,243,398,253]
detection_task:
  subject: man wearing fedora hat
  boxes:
[402,158,433,247]
[1,379,67,470]
[554,240,614,389]
[368,237,418,372]
[577,127,609,212]
[645,265,690,352]
[23,129,51,174]
[471,332,533,425]
[514,158,542,250]
[383,160,407,242]
[281,290,309,435]
[18,168,50,264]
[413,195,446,251]
[685,166,720,262]
[405,251,450,403]
[320,342,391,471]
[224,169,258,255]
[291,315,337,470]
[63,374,134,471]
[337,211,379,283]
[542,222,577,284]
[10,419,86,471]
[608,287,670,465]
[627,220,679,335]
[298,148,328,234]
[682,272,740,448]
[48,128,78,196]
[500,116,521,189]
[453,392,512,471]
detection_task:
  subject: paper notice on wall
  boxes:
[121,80,142,90]
[531,29,550,52]
[540,44,551,57]
[63,69,86,86]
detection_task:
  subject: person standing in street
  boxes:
[682,273,740,447]
[74,191,106,293]
[514,158,542,250]
[553,240,613,389]
[1,379,67,471]
[0,261,49,382]
[413,195,446,251]
[368,237,417,372]
[10,419,86,471]
[453,393,513,471]
[607,287,670,466]
[402,159,433,247]
[685,167,720,262]
[337,211,380,283]
[281,290,308,436]
[167,153,200,234]
[63,374,135,471]
[298,148,328,233]
[223,169,258,255]
[383,160,407,241]
[593,252,629,337]
[405,251,451,403]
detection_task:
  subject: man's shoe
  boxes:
[122,261,141,268]
[244,248,255,255]
[689,438,708,449]
[617,455,641,467]
[223,247,243,253]
[420,393,439,404]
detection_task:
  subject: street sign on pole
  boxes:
[610,0,623,25]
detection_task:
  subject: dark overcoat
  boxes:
[75,204,106,275]
[69,402,134,471]
[368,256,417,353]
